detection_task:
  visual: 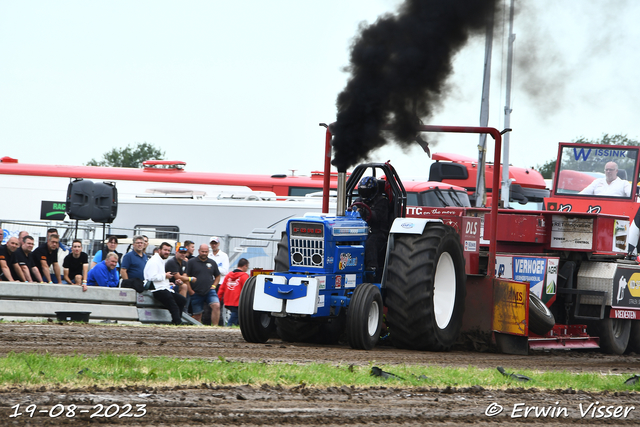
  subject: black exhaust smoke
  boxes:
[331,0,500,171]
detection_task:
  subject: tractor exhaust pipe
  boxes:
[336,170,347,216]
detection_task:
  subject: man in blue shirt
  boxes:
[87,253,119,287]
[121,235,148,280]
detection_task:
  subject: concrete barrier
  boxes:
[0,282,201,325]
[0,282,138,322]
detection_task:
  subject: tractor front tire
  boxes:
[238,276,274,343]
[385,223,466,351]
[346,283,383,350]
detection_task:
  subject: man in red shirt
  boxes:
[217,258,249,326]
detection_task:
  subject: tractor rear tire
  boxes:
[385,223,466,351]
[238,276,274,343]
[274,231,289,272]
[346,283,383,350]
[528,293,555,335]
[595,318,631,355]
[275,317,320,342]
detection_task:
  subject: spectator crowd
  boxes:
[0,230,250,327]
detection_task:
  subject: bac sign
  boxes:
[40,201,67,221]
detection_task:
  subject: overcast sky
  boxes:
[1,0,639,179]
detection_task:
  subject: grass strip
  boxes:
[0,352,638,392]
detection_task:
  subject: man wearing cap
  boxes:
[209,236,229,325]
[186,243,221,324]
[144,242,186,325]
[165,245,189,298]
[121,235,148,281]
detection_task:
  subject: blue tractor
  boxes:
[239,162,406,349]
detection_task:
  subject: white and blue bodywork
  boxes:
[253,210,377,318]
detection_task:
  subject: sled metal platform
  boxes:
[528,324,600,350]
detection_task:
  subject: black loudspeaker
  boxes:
[91,182,118,223]
[66,179,94,220]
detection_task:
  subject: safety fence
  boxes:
[1,219,283,270]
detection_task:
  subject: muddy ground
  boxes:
[1,322,640,425]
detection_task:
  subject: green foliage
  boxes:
[86,142,165,168]
[573,134,640,147]
[536,134,640,178]
[1,352,639,392]
[536,159,556,179]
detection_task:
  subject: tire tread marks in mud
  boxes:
[385,223,466,351]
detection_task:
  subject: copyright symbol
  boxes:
[485,402,503,417]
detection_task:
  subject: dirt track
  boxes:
[1,322,640,425]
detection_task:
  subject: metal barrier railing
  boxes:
[2,219,282,271]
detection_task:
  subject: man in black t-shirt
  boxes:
[32,234,62,283]
[0,237,20,281]
[165,245,189,298]
[12,235,40,282]
[63,239,89,291]
[186,244,221,323]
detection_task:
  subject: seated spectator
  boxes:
[32,233,62,284]
[63,239,89,291]
[46,228,69,266]
[90,236,122,281]
[165,245,189,298]
[186,244,221,324]
[11,235,40,282]
[0,237,20,282]
[121,235,148,280]
[144,242,186,325]
[218,258,250,327]
[87,253,119,287]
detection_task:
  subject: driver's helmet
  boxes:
[358,176,378,202]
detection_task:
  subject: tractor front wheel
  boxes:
[346,283,383,350]
[238,276,274,343]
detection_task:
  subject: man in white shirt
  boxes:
[209,236,230,325]
[143,242,186,325]
[580,161,631,197]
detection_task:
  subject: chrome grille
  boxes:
[290,237,324,267]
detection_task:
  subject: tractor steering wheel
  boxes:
[350,202,372,222]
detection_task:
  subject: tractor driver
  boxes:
[353,176,390,277]
[579,161,631,197]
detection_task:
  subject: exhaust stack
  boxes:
[336,171,347,216]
